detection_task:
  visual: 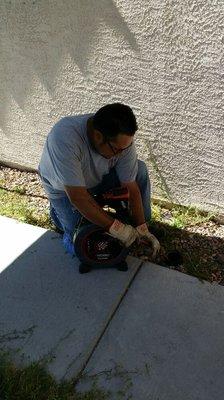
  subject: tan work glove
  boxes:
[136,222,161,259]
[107,219,140,248]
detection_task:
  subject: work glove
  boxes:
[136,222,161,259]
[107,219,140,248]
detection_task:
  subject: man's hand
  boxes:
[136,222,161,259]
[108,219,140,248]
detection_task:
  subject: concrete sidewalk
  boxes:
[76,264,224,399]
[0,215,141,381]
[1,215,224,399]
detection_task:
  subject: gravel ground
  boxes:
[1,164,224,283]
[0,166,49,213]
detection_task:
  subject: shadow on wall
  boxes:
[0,0,140,131]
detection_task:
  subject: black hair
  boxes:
[92,103,138,141]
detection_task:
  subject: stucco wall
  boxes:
[0,0,223,214]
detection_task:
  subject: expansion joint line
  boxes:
[73,259,144,385]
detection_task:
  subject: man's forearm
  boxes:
[128,186,146,227]
[72,193,115,230]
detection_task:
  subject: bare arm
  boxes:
[64,185,115,230]
[121,181,145,227]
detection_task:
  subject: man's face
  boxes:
[96,132,134,159]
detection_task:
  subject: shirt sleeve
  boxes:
[47,131,86,187]
[114,142,138,183]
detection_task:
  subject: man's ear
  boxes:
[95,130,105,144]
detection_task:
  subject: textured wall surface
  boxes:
[0,1,223,214]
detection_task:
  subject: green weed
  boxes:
[0,349,110,400]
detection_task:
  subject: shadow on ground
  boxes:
[142,220,224,285]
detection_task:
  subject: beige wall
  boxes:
[0,1,223,214]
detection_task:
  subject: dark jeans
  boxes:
[47,159,151,257]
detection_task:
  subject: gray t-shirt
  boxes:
[38,113,138,199]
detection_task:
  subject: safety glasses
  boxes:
[106,140,133,155]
